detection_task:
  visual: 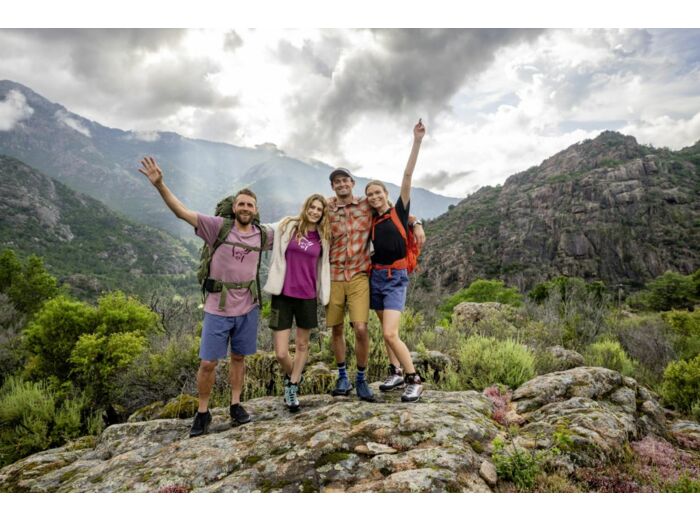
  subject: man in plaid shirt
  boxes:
[325,168,425,401]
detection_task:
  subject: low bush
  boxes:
[456,336,535,391]
[439,279,523,321]
[661,355,700,415]
[0,377,101,467]
[662,309,700,360]
[583,340,637,377]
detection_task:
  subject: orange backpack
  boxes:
[370,207,421,274]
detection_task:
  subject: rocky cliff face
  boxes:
[418,131,700,295]
[1,367,697,492]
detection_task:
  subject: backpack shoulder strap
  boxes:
[213,217,234,251]
[388,207,407,242]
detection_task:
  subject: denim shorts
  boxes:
[370,268,409,311]
[199,308,259,360]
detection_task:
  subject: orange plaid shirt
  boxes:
[328,196,372,281]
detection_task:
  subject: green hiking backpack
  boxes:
[197,195,269,311]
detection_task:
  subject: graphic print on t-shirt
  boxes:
[298,236,315,252]
[232,246,252,263]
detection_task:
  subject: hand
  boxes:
[414,118,426,141]
[414,223,426,248]
[138,156,164,187]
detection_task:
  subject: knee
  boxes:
[275,348,289,363]
[383,330,399,345]
[332,324,344,338]
[296,341,309,353]
[354,323,369,340]
[199,360,217,373]
[231,353,245,364]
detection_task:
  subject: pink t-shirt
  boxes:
[196,213,273,317]
[281,230,321,300]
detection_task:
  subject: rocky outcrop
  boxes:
[0,367,695,493]
[418,131,700,295]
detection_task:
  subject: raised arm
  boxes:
[138,157,198,228]
[400,119,426,208]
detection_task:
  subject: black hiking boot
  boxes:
[189,410,212,438]
[230,403,251,425]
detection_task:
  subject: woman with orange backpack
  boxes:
[365,119,425,402]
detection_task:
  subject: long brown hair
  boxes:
[279,194,330,243]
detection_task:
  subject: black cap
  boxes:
[329,167,354,182]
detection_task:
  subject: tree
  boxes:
[645,271,696,311]
[0,249,59,317]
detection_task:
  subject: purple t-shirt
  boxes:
[282,230,321,300]
[196,213,273,317]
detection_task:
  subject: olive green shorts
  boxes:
[325,273,370,327]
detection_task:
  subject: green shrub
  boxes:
[455,336,535,390]
[492,436,544,491]
[662,309,700,360]
[661,355,700,414]
[583,340,637,377]
[117,335,200,412]
[439,279,523,321]
[0,377,97,467]
[71,332,148,408]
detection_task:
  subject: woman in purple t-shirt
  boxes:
[263,194,331,411]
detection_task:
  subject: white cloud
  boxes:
[126,130,161,142]
[54,110,91,137]
[0,89,33,131]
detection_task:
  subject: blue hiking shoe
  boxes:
[331,377,353,396]
[356,379,376,402]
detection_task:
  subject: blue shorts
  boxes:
[370,268,409,311]
[199,308,259,361]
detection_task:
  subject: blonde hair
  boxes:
[279,194,330,243]
[364,180,393,214]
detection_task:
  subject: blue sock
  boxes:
[356,366,366,383]
[337,362,347,380]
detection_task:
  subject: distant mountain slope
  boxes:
[0,155,197,298]
[0,80,459,237]
[417,131,700,297]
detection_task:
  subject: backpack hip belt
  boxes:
[204,278,259,311]
[371,258,408,279]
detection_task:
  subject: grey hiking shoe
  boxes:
[401,374,423,403]
[379,367,405,392]
[285,383,300,412]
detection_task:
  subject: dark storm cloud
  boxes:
[275,31,348,77]
[286,29,544,155]
[415,169,476,191]
[0,29,238,126]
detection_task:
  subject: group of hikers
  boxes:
[139,120,427,437]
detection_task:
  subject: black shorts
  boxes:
[268,294,318,330]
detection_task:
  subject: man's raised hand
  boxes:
[139,156,164,187]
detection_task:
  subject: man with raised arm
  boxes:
[326,160,425,402]
[139,157,273,437]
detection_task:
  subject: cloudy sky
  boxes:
[1,24,700,197]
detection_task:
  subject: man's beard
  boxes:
[235,212,253,226]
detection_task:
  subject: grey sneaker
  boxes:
[401,374,423,403]
[379,368,405,392]
[285,383,300,412]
